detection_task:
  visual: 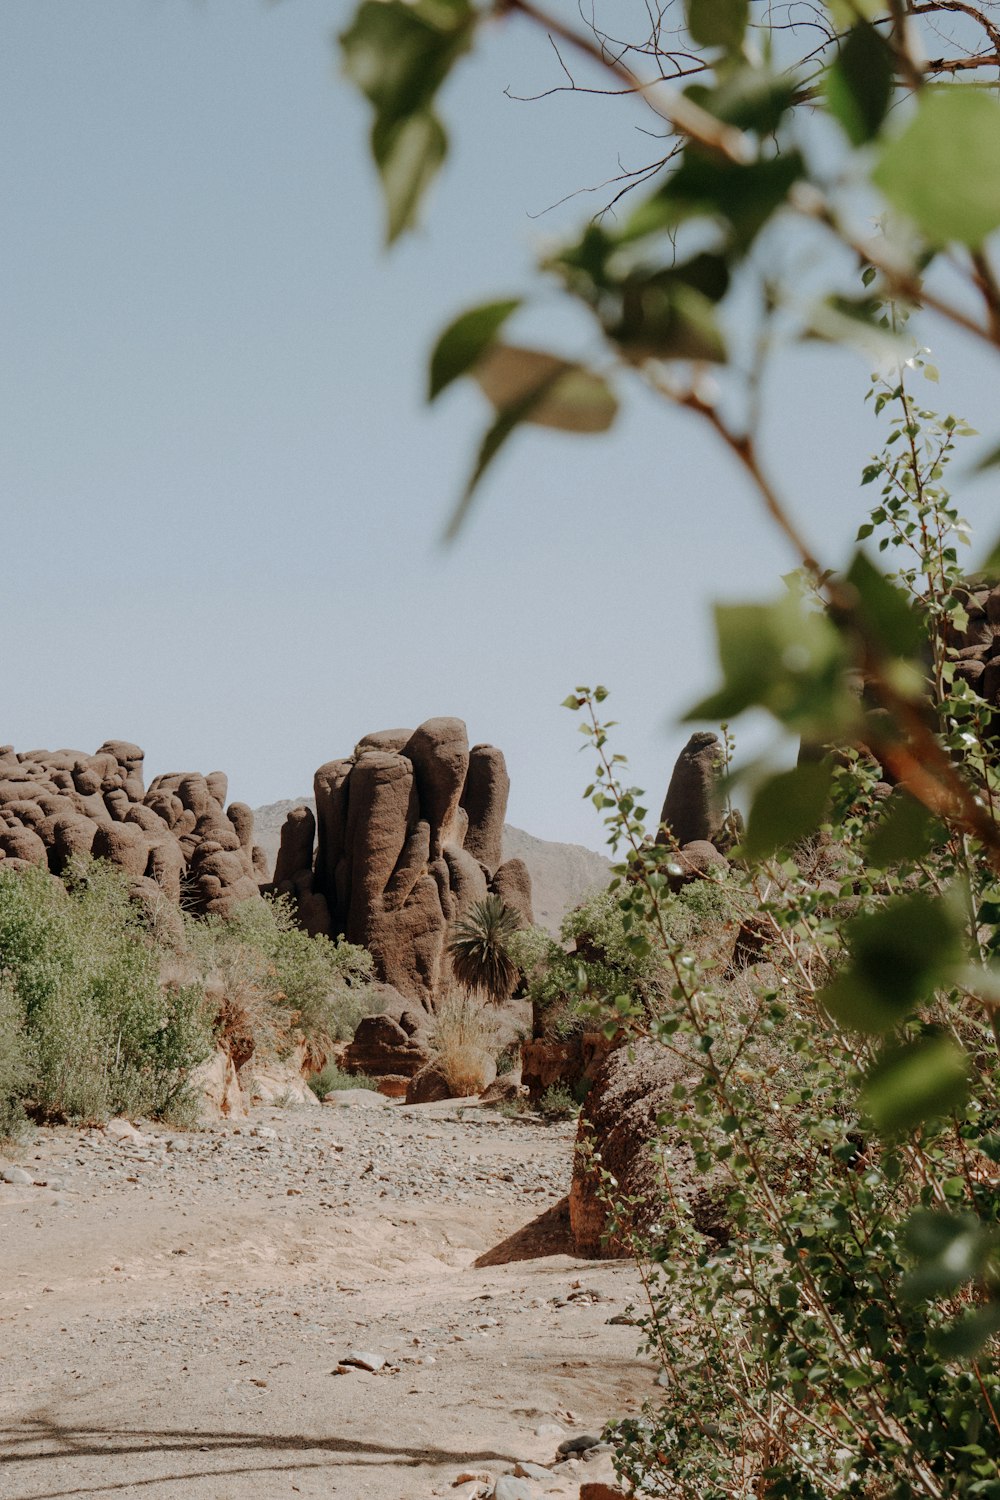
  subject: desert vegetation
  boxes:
[0,861,379,1138]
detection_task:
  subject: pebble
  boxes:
[341,1349,386,1373]
[1,1166,32,1185]
[491,1477,535,1500]
[513,1461,551,1481]
[556,1434,602,1455]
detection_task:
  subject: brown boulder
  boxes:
[404,1062,453,1104]
[665,839,729,892]
[570,1038,725,1258]
[345,1013,428,1079]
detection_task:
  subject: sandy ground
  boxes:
[0,1095,654,1500]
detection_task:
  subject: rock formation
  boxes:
[0,741,264,918]
[271,718,535,1008]
[654,731,731,890]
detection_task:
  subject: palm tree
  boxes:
[448,895,520,1004]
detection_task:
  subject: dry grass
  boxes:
[429,988,502,1097]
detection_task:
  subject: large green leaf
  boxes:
[686,0,748,52]
[873,88,1000,248]
[865,792,944,869]
[824,0,884,23]
[821,891,965,1034]
[826,22,893,146]
[471,346,618,432]
[339,0,475,241]
[614,276,727,362]
[687,593,856,737]
[652,148,806,253]
[742,761,833,861]
[340,0,473,125]
[429,299,522,401]
[687,67,798,136]
[845,549,925,657]
[861,1033,969,1135]
[372,110,447,242]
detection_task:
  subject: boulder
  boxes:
[344,1013,429,1080]
[570,1038,726,1257]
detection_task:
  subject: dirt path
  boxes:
[0,1094,653,1500]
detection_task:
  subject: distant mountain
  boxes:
[250,799,610,937]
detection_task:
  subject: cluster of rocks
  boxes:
[271,717,535,1006]
[947,581,1000,703]
[0,741,264,918]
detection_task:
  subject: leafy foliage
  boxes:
[0,860,212,1127]
[448,893,521,1003]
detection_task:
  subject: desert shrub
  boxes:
[428,987,501,1096]
[0,860,213,1123]
[0,976,32,1139]
[181,894,380,1057]
[538,1082,579,1121]
[307,1062,377,1097]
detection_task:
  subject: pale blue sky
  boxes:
[2,1,997,848]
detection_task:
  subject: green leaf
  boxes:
[686,592,857,737]
[372,110,447,242]
[340,0,473,126]
[845,549,925,657]
[824,0,884,25]
[471,346,618,432]
[860,1033,969,1135]
[339,0,475,241]
[429,299,522,401]
[934,1304,1000,1359]
[641,148,806,253]
[443,382,552,543]
[686,0,748,52]
[873,88,1000,248]
[686,67,798,136]
[980,530,1000,574]
[902,1209,991,1301]
[865,792,944,869]
[742,761,833,861]
[615,276,727,362]
[821,891,966,1034]
[826,22,893,146]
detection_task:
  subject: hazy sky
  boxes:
[3,2,997,849]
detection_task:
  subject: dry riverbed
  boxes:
[0,1094,653,1500]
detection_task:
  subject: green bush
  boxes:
[538,1082,580,1121]
[307,1062,377,1097]
[180,894,380,1056]
[0,860,213,1124]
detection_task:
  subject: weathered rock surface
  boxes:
[0,742,261,919]
[256,805,610,939]
[268,719,535,1005]
[570,1038,726,1258]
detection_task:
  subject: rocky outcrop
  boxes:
[569,1038,727,1257]
[0,742,264,919]
[271,718,535,1006]
[655,732,731,890]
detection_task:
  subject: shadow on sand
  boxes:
[0,1414,517,1499]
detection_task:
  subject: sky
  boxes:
[2,1,998,850]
